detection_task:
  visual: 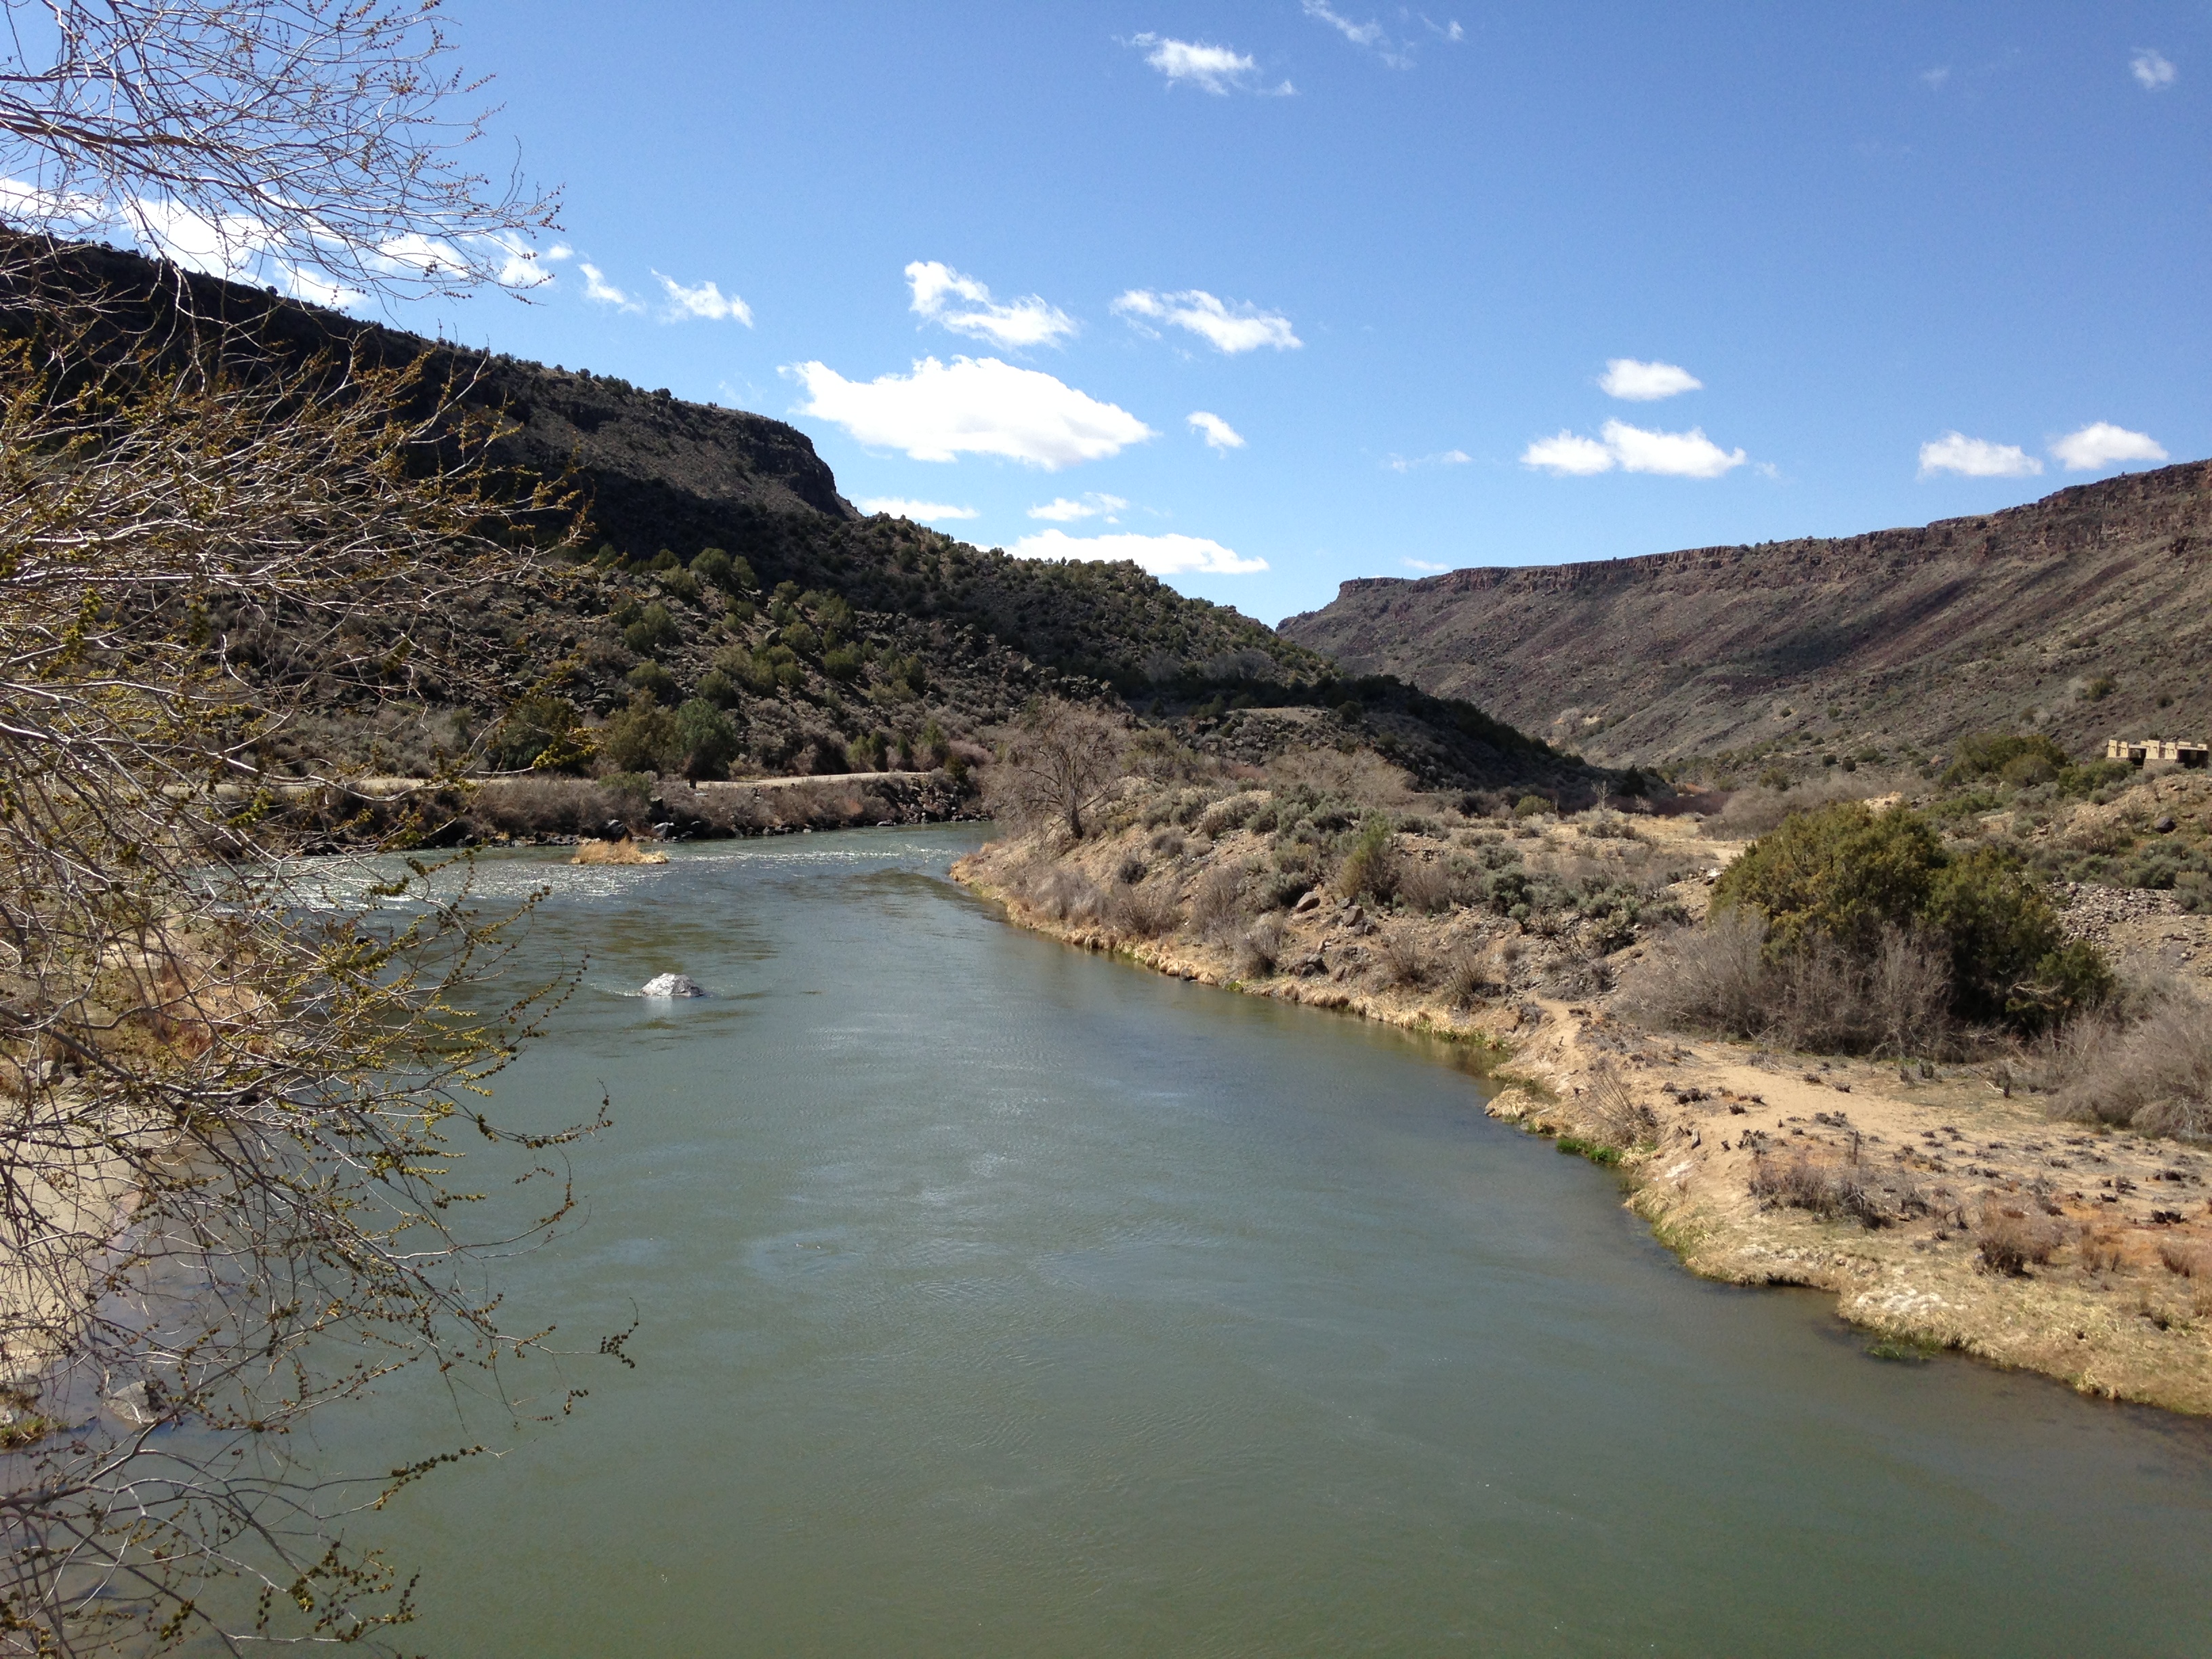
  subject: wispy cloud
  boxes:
[1523,421,1746,479]
[1303,1,1460,68]
[656,272,752,325]
[1919,66,1951,89]
[856,497,979,522]
[1130,34,1288,95]
[2132,49,2177,90]
[1917,431,2041,479]
[1403,558,1452,571]
[1028,493,1128,523]
[1385,449,1471,472]
[1113,288,1300,354]
[905,260,1076,351]
[1012,527,1266,576]
[2051,422,2167,472]
[580,262,642,312]
[1599,358,1702,401]
[1188,411,1246,451]
[786,355,1154,469]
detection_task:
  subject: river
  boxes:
[344,825,2212,1656]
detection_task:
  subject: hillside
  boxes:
[1279,463,2212,772]
[3,237,1572,793]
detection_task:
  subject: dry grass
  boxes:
[1748,1151,1890,1227]
[2158,1239,2210,1278]
[1189,862,1248,938]
[1584,1060,1659,1149]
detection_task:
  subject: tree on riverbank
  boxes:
[0,5,610,1652]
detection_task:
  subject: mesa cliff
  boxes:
[1280,463,2212,764]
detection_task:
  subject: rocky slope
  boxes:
[1280,463,2212,768]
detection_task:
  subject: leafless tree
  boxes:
[0,0,560,307]
[0,5,598,1654]
[983,697,1128,840]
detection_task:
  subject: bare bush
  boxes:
[1234,916,1288,979]
[1103,877,1181,939]
[2051,993,2212,1141]
[1189,861,1248,938]
[1016,864,1101,924]
[1717,775,1882,839]
[1618,909,1774,1038]
[1748,1153,1886,1226]
[1975,1206,2067,1275]
[1441,942,1498,1007]
[1376,928,1429,989]
[1396,853,1469,915]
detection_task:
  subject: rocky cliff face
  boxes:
[1280,462,2212,764]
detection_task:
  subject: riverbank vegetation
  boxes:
[958,710,2212,1413]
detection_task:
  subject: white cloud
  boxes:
[1188,411,1246,451]
[2050,422,2168,472]
[1602,419,1746,478]
[1385,448,1471,472]
[1522,421,1746,478]
[1303,1,1383,47]
[656,272,753,325]
[1422,18,1466,43]
[1920,66,1950,89]
[1521,431,1616,475]
[1112,289,1300,354]
[580,262,642,312]
[1028,493,1128,523]
[1012,527,1266,576]
[786,355,1154,469]
[544,243,575,262]
[856,497,979,522]
[1599,358,1703,401]
[1132,34,1269,94]
[1403,558,1451,571]
[2132,49,2177,90]
[905,260,1075,351]
[1917,431,2042,479]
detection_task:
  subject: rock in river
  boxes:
[639,972,705,998]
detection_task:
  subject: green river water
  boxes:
[335,826,2211,1655]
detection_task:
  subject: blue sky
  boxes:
[377,3,2204,624]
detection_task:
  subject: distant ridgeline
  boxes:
[1281,459,2212,768]
[0,234,1565,790]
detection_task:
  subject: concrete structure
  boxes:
[2107,738,2211,768]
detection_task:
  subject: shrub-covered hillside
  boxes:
[4,235,1568,792]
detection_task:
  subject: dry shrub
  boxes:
[1748,1152,1887,1226]
[1198,791,1266,838]
[1584,1060,1659,1149]
[1717,775,1881,838]
[1376,928,1429,989]
[1147,827,1187,858]
[2078,1227,2125,1273]
[1618,912,1954,1058]
[1235,916,1289,978]
[1018,864,1101,924]
[1189,861,1248,937]
[1441,942,1500,1007]
[1975,1206,2068,1275]
[2052,994,2212,1141]
[2158,1239,2210,1278]
[1395,854,1467,915]
[1618,909,1772,1037]
[1103,878,1180,939]
[1266,747,1412,806]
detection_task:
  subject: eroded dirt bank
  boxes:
[954,803,2212,1416]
